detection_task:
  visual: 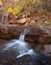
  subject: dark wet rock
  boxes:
[0,50,44,65]
[0,50,51,65]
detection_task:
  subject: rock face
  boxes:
[0,24,51,44]
[0,24,39,39]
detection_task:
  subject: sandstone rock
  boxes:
[16,18,27,24]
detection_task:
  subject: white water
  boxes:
[2,28,39,58]
[19,28,30,41]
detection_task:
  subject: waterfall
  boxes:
[19,28,30,41]
[2,28,40,58]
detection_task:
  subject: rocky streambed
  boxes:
[0,24,51,53]
[0,24,51,65]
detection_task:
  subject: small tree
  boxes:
[1,0,14,23]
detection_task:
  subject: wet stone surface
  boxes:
[0,24,51,39]
[0,43,51,65]
[0,50,44,65]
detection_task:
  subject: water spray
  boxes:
[2,28,41,58]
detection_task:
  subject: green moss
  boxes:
[43,23,51,27]
[13,5,23,15]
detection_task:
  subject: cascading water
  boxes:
[2,28,41,59]
[19,28,30,41]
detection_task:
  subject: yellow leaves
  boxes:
[7,7,13,13]
[7,5,23,15]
